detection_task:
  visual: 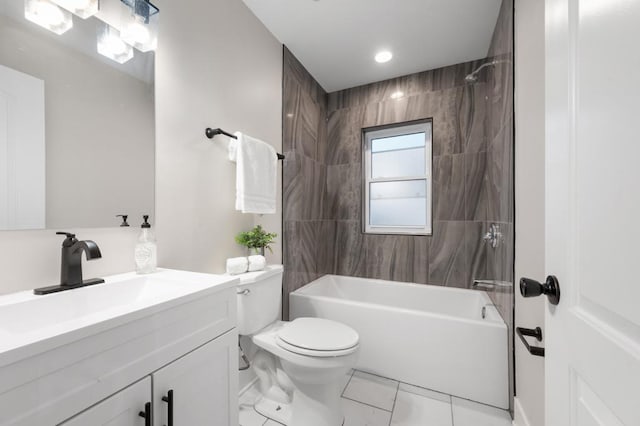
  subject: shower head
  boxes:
[464,58,510,84]
[464,74,478,83]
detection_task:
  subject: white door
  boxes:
[60,378,151,426]
[153,330,238,426]
[545,0,640,425]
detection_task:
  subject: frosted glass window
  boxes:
[363,122,432,235]
[371,132,426,178]
[370,180,427,226]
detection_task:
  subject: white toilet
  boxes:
[237,265,359,426]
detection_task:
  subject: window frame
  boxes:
[362,120,433,235]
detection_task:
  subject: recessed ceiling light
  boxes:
[375,50,393,63]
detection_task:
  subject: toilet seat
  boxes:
[276,318,359,357]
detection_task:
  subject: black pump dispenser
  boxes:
[116,215,130,227]
[141,215,151,228]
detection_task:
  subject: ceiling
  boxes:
[242,0,502,92]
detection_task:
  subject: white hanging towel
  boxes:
[231,132,277,214]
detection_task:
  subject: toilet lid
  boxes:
[277,318,359,352]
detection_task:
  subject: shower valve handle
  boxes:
[519,276,561,306]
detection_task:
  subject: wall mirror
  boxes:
[0,0,155,230]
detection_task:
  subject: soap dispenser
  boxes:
[135,215,157,274]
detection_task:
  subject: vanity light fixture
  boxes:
[24,0,73,35]
[374,50,393,63]
[120,0,159,52]
[97,24,134,64]
[51,0,99,19]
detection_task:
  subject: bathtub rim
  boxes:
[290,274,507,329]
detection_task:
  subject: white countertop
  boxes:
[0,269,239,367]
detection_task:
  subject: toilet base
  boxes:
[255,395,292,425]
[254,389,346,426]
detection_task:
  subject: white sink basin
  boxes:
[0,269,239,366]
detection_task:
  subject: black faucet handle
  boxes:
[56,232,77,246]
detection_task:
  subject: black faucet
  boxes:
[34,232,105,295]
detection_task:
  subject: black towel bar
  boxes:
[205,127,285,160]
[516,326,545,357]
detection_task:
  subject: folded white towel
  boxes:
[247,255,266,272]
[226,257,248,275]
[232,132,277,214]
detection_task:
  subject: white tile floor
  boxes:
[239,370,512,426]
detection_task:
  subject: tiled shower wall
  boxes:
[282,47,328,319]
[283,0,514,408]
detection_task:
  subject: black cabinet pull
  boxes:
[138,402,151,426]
[162,390,174,426]
[516,326,545,357]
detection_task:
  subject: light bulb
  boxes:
[97,25,134,64]
[375,50,393,63]
[37,1,64,25]
[25,0,73,34]
[51,0,98,18]
[127,19,151,45]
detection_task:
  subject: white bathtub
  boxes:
[289,274,509,409]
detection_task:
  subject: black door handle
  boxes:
[519,275,561,305]
[516,326,545,357]
[138,402,151,426]
[162,390,174,426]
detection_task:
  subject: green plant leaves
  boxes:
[235,225,277,253]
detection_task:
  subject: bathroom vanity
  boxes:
[0,269,239,426]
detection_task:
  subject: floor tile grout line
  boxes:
[387,380,400,426]
[449,394,455,426]
[341,395,394,413]
[340,369,356,397]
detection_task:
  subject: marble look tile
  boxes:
[333,221,366,277]
[362,234,428,284]
[324,163,362,220]
[282,73,322,161]
[451,397,512,426]
[283,46,326,106]
[429,221,468,287]
[326,109,365,165]
[283,153,326,221]
[457,83,488,153]
[433,154,465,221]
[283,221,318,274]
[343,371,399,411]
[465,221,487,286]
[282,74,300,153]
[316,220,337,275]
[318,220,365,277]
[390,390,453,426]
[486,120,514,223]
[342,398,393,426]
[464,152,489,221]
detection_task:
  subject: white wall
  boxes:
[514,1,546,425]
[154,0,282,273]
[154,0,282,392]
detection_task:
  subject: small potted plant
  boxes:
[235,225,277,256]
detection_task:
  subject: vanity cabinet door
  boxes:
[153,329,238,426]
[59,377,151,426]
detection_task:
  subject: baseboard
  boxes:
[513,397,533,426]
[239,376,259,396]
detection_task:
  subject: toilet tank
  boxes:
[236,265,284,335]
